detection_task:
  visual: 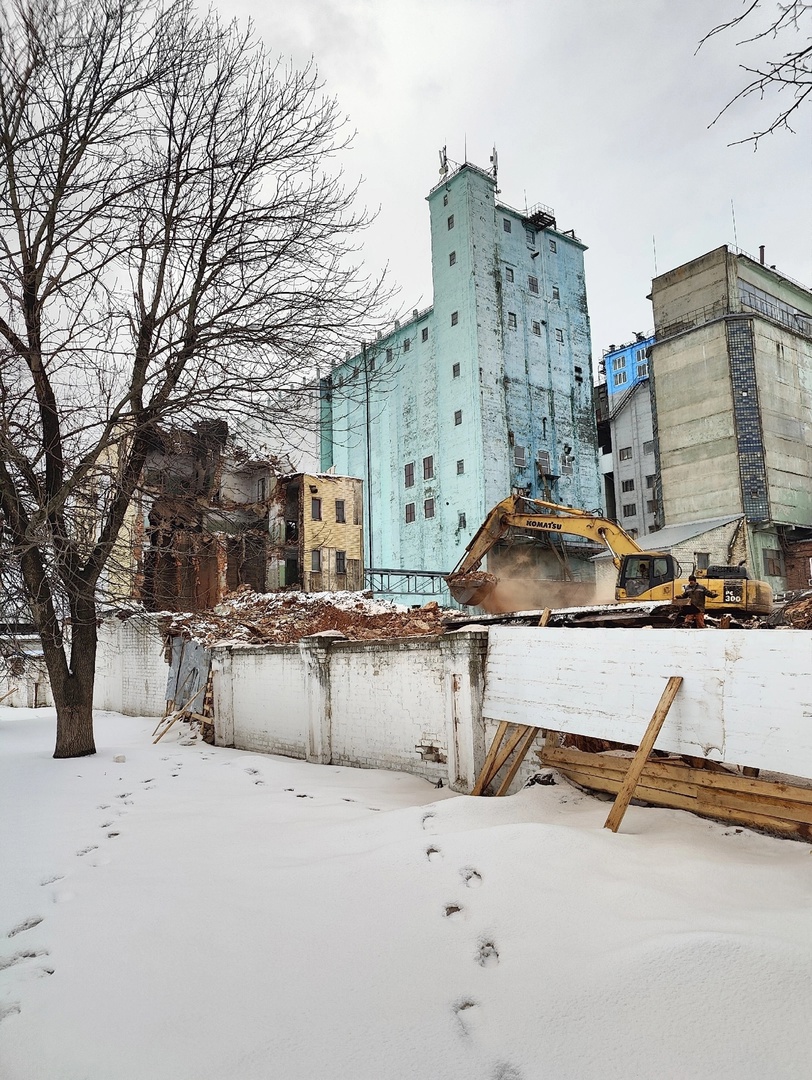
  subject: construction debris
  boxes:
[163,587,451,646]
[765,591,812,629]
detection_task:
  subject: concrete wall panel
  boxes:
[483,626,812,776]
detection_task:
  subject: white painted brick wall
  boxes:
[94,616,168,718]
[212,631,488,789]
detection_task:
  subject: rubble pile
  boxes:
[768,592,812,630]
[165,587,451,646]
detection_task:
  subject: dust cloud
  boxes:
[479,549,616,614]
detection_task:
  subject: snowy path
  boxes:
[2,707,812,1079]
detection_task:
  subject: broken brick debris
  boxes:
[162,587,452,646]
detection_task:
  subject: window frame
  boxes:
[423,455,434,480]
[335,550,347,575]
[311,496,322,520]
[335,499,345,523]
[424,497,435,519]
[404,462,415,488]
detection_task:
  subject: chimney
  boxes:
[759,245,765,265]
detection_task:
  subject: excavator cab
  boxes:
[616,554,681,601]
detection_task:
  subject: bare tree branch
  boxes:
[0,0,393,757]
[699,1,812,144]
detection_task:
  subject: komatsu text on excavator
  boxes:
[444,495,773,617]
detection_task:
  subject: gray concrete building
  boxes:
[649,245,812,592]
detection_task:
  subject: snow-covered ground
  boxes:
[2,707,812,1080]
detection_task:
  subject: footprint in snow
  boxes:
[7,916,43,938]
[426,846,442,863]
[100,821,113,829]
[0,948,48,972]
[421,811,436,831]
[76,845,97,857]
[245,768,259,776]
[141,778,154,785]
[97,804,110,810]
[40,874,63,887]
[492,1063,523,1080]
[451,998,479,1036]
[0,1002,21,1023]
[115,793,131,800]
[295,793,312,798]
[107,831,120,838]
[477,940,499,967]
[443,904,464,920]
[461,868,482,888]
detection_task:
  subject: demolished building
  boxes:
[132,423,363,611]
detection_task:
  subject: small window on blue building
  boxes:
[443,193,448,206]
[505,267,514,282]
[405,502,415,523]
[532,321,541,336]
[449,251,456,266]
[555,328,564,343]
[528,276,539,294]
[447,214,454,230]
[549,239,557,252]
[452,362,460,378]
[458,513,467,529]
[507,313,517,330]
[424,498,435,519]
[456,459,465,474]
[386,347,393,362]
[552,285,560,300]
[454,410,463,426]
[615,370,627,386]
[612,356,626,370]
[403,337,410,352]
[451,311,458,326]
[503,218,511,233]
[422,327,429,342]
[525,228,535,247]
[637,362,648,377]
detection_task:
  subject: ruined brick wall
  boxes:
[785,540,812,591]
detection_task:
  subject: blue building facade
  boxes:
[320,158,601,603]
[603,335,654,397]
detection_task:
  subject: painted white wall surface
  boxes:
[483,627,812,777]
[211,631,489,791]
[94,616,168,718]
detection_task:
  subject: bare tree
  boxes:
[700,1,812,143]
[0,0,389,757]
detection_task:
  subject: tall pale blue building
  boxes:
[320,156,601,603]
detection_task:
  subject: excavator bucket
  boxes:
[446,571,498,607]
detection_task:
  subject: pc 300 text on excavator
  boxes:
[445,495,773,617]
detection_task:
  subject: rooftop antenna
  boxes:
[438,145,448,178]
[490,145,498,182]
[464,133,467,163]
[731,197,739,250]
[652,234,658,277]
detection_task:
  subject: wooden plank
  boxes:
[538,608,552,627]
[540,745,812,804]
[471,721,509,796]
[485,725,535,788]
[604,676,683,833]
[153,713,180,744]
[696,787,812,827]
[557,765,809,837]
[494,726,541,796]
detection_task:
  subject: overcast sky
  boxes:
[231,0,811,365]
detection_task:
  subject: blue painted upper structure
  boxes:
[604,335,655,396]
[320,159,601,601]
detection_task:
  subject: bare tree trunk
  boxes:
[51,589,98,758]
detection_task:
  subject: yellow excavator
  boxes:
[445,494,773,616]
